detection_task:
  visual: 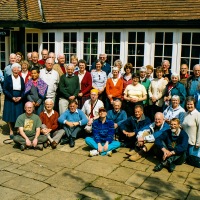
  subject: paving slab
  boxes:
[75,159,118,177]
[121,160,150,172]
[2,176,48,195]
[150,169,171,181]
[168,171,189,184]
[130,188,158,200]
[155,196,176,200]
[23,171,49,182]
[0,159,12,169]
[45,168,97,192]
[175,164,194,173]
[91,177,135,195]
[0,144,18,157]
[0,171,19,184]
[184,173,200,190]
[20,148,52,157]
[73,144,92,156]
[193,167,200,174]
[187,189,200,200]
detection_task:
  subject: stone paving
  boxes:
[0,118,200,199]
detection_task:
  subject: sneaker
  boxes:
[107,151,112,157]
[89,149,99,157]
[34,144,43,151]
[20,145,26,151]
[126,150,137,156]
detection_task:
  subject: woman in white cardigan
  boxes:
[182,96,200,158]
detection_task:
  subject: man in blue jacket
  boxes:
[153,118,188,172]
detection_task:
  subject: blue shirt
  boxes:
[91,70,107,90]
[107,109,127,126]
[188,77,200,96]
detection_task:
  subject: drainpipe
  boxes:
[38,0,46,22]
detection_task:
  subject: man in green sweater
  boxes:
[58,63,80,114]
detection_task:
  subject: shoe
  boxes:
[10,134,14,140]
[69,137,75,148]
[126,150,137,156]
[153,163,164,172]
[107,151,112,157]
[43,141,50,148]
[89,149,99,157]
[51,141,57,149]
[129,150,144,162]
[168,163,176,172]
[35,144,43,151]
[60,138,69,145]
[20,145,26,151]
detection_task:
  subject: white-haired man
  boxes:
[4,53,17,79]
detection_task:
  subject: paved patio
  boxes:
[0,116,200,200]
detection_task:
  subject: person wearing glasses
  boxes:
[180,63,190,87]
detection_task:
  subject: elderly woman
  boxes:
[146,65,154,81]
[91,59,107,100]
[148,66,168,121]
[19,60,31,84]
[122,63,133,93]
[163,95,185,124]
[105,67,123,110]
[108,59,123,79]
[2,63,25,138]
[123,73,147,117]
[164,73,186,108]
[70,55,79,73]
[16,52,24,65]
[75,59,92,108]
[182,97,200,159]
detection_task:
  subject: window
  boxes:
[181,32,200,73]
[128,32,145,72]
[0,36,6,70]
[26,33,38,53]
[105,32,120,66]
[63,32,77,62]
[154,32,173,68]
[42,32,55,52]
[83,32,98,66]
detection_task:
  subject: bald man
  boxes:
[30,51,43,69]
[127,112,170,161]
[13,102,47,151]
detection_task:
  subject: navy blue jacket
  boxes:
[91,62,111,75]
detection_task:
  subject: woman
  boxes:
[122,63,133,93]
[105,67,123,110]
[25,67,48,115]
[70,55,79,73]
[19,60,31,84]
[163,95,185,124]
[123,73,147,117]
[108,59,123,79]
[182,97,200,159]
[146,65,154,81]
[75,59,92,108]
[164,73,186,108]
[148,66,168,121]
[2,63,25,139]
[91,59,107,100]
[16,52,24,65]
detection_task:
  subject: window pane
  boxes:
[26,33,32,42]
[164,57,172,65]
[105,32,112,43]
[64,43,69,53]
[27,44,32,52]
[43,43,48,50]
[91,32,98,42]
[113,32,120,43]
[181,46,190,57]
[49,43,55,52]
[33,33,38,42]
[155,45,163,56]
[33,44,38,51]
[192,33,200,45]
[71,33,77,42]
[43,33,48,42]
[1,52,5,61]
[154,57,162,68]
[128,32,136,43]
[105,44,112,54]
[84,44,90,54]
[106,55,112,65]
[128,44,135,55]
[84,32,90,43]
[165,32,173,44]
[64,33,69,42]
[84,55,90,64]
[71,43,77,53]
[128,56,135,67]
[91,55,98,63]
[49,33,55,42]
[182,33,191,44]
[137,32,145,43]
[136,56,144,67]
[155,32,164,43]
[113,44,120,54]
[191,46,200,57]
[1,43,5,51]
[191,59,199,68]
[66,54,69,63]
[113,55,120,62]
[137,44,144,55]
[91,44,97,54]
[164,45,172,56]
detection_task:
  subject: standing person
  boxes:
[16,52,24,65]
[107,59,123,79]
[48,52,56,64]
[3,63,25,139]
[38,49,49,66]
[0,69,4,113]
[53,54,67,77]
[122,63,133,93]
[146,65,154,81]
[4,53,16,79]
[70,55,79,73]
[180,63,190,87]
[27,52,32,61]
[13,102,47,151]
[19,60,31,84]
[75,59,92,109]
[30,51,43,70]
[25,67,48,115]
[58,100,88,147]
[85,107,121,156]
[161,60,171,82]
[58,63,79,115]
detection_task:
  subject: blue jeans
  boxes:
[85,137,121,156]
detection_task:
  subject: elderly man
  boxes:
[13,102,47,151]
[85,107,121,157]
[161,60,171,81]
[48,52,56,63]
[120,105,151,149]
[153,118,188,172]
[180,63,190,87]
[27,52,32,61]
[128,112,170,161]
[30,51,43,69]
[53,54,67,77]
[82,89,104,133]
[38,49,49,66]
[40,58,59,102]
[40,99,65,149]
[58,63,79,114]
[4,53,17,79]
[187,64,200,96]
[91,53,111,75]
[58,100,88,147]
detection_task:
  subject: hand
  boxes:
[98,143,103,153]
[12,97,17,102]
[138,137,144,142]
[127,132,135,137]
[138,141,144,147]
[108,94,112,99]
[69,96,75,100]
[151,96,157,102]
[87,119,93,126]
[162,149,172,160]
[35,102,40,107]
[114,123,118,129]
[15,97,21,102]
[104,142,109,151]
[78,93,83,97]
[195,145,199,148]
[67,121,74,127]
[25,138,32,147]
[164,77,169,82]
[32,138,38,147]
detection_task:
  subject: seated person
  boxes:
[107,99,127,139]
[82,89,104,133]
[13,102,47,151]
[120,105,151,149]
[85,107,121,157]
[58,100,88,147]
[128,112,170,161]
[153,118,188,172]
[163,95,185,125]
[40,98,65,149]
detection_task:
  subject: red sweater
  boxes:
[106,78,123,98]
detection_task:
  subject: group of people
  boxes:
[1,49,200,172]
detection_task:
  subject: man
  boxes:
[187,64,200,96]
[120,105,151,149]
[38,49,49,66]
[40,58,59,102]
[180,63,190,86]
[107,100,127,138]
[48,52,56,63]
[58,63,79,114]
[58,100,88,147]
[53,54,67,77]
[91,53,111,75]
[4,53,16,79]
[128,112,170,161]
[30,51,43,69]
[40,99,65,149]
[153,118,188,172]
[85,107,121,157]
[82,89,104,133]
[13,102,47,151]
[161,60,171,81]
[27,52,32,61]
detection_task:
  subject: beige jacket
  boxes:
[53,63,67,77]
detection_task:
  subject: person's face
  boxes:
[90,93,98,101]
[156,71,163,79]
[31,70,39,80]
[193,66,200,78]
[154,114,164,127]
[42,50,48,60]
[58,56,65,65]
[132,77,139,85]
[186,101,195,112]
[99,55,107,62]
[96,62,102,70]
[32,53,39,64]
[170,120,179,134]
[113,102,121,112]
[16,55,22,63]
[48,53,55,62]
[79,63,86,71]
[10,55,16,64]
[180,64,188,75]
[146,69,153,77]
[115,64,121,70]
[45,60,53,71]
[112,70,119,78]
[171,98,180,108]
[134,107,143,119]
[99,110,107,118]
[125,67,131,74]
[45,101,54,111]
[162,62,170,71]
[12,67,20,76]
[67,66,74,76]
[22,64,28,72]
[69,103,78,112]
[171,76,179,84]
[71,59,78,66]
[140,71,146,78]
[27,53,32,61]
[25,104,34,115]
